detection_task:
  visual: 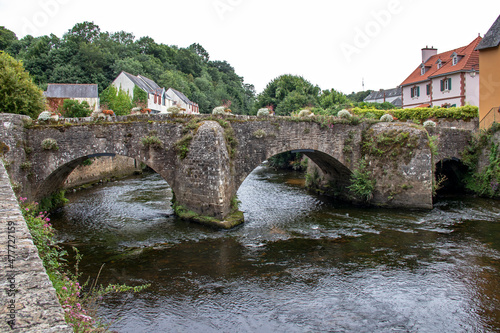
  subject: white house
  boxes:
[363,87,402,107]
[400,37,482,108]
[111,72,173,113]
[44,84,100,112]
[166,88,200,114]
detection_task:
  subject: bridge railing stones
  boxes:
[0,161,71,332]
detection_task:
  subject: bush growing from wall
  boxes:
[61,100,93,118]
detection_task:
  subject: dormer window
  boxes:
[436,59,443,69]
[451,52,459,66]
[420,64,426,75]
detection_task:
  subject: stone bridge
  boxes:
[0,113,475,228]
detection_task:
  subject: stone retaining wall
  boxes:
[0,161,71,332]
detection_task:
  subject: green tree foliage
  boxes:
[100,85,132,115]
[0,26,17,50]
[318,89,350,109]
[4,22,254,114]
[347,90,373,102]
[0,51,45,118]
[255,75,320,115]
[133,85,148,105]
[61,99,92,118]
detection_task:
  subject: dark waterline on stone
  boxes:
[51,166,500,332]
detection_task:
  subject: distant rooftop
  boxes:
[44,84,98,98]
[364,87,402,102]
[476,15,500,50]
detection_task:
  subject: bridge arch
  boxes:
[234,148,353,198]
[434,158,469,195]
[34,152,177,202]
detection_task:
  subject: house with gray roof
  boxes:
[363,87,402,107]
[166,88,199,114]
[111,71,172,113]
[111,72,199,114]
[44,84,100,112]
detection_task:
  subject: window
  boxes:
[436,59,442,69]
[452,56,458,66]
[411,86,420,98]
[426,84,431,96]
[440,78,452,91]
[420,64,426,75]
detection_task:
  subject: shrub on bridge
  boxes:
[337,110,352,119]
[168,105,181,114]
[212,106,230,115]
[61,99,92,118]
[41,138,59,150]
[257,108,271,117]
[380,114,394,122]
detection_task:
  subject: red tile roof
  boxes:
[400,36,482,87]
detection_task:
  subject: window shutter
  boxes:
[411,88,414,98]
[426,84,430,95]
[417,86,420,96]
[440,80,444,92]
[448,78,452,90]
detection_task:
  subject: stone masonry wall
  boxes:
[64,155,141,189]
[0,161,71,332]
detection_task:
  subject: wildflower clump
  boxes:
[18,197,151,331]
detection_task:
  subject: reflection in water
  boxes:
[51,166,500,332]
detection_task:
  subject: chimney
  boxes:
[422,46,437,63]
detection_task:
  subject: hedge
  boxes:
[351,105,478,121]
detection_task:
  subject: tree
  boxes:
[0,26,17,50]
[100,85,132,115]
[132,85,147,106]
[61,99,92,118]
[0,51,45,118]
[347,90,373,102]
[319,89,350,109]
[189,43,209,62]
[256,75,320,115]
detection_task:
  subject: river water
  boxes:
[51,165,500,332]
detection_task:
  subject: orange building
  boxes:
[477,15,500,129]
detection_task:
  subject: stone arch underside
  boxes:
[34,152,176,201]
[434,158,469,195]
[234,148,353,198]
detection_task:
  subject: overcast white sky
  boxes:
[1,0,499,94]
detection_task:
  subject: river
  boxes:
[51,165,500,332]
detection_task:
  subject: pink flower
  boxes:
[62,286,67,290]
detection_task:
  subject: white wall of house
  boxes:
[465,73,480,106]
[402,83,430,108]
[403,73,480,108]
[430,74,462,107]
[73,97,100,112]
[111,73,135,97]
[147,93,174,113]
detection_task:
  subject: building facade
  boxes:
[476,15,500,128]
[44,84,100,113]
[400,37,482,109]
[111,72,172,113]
